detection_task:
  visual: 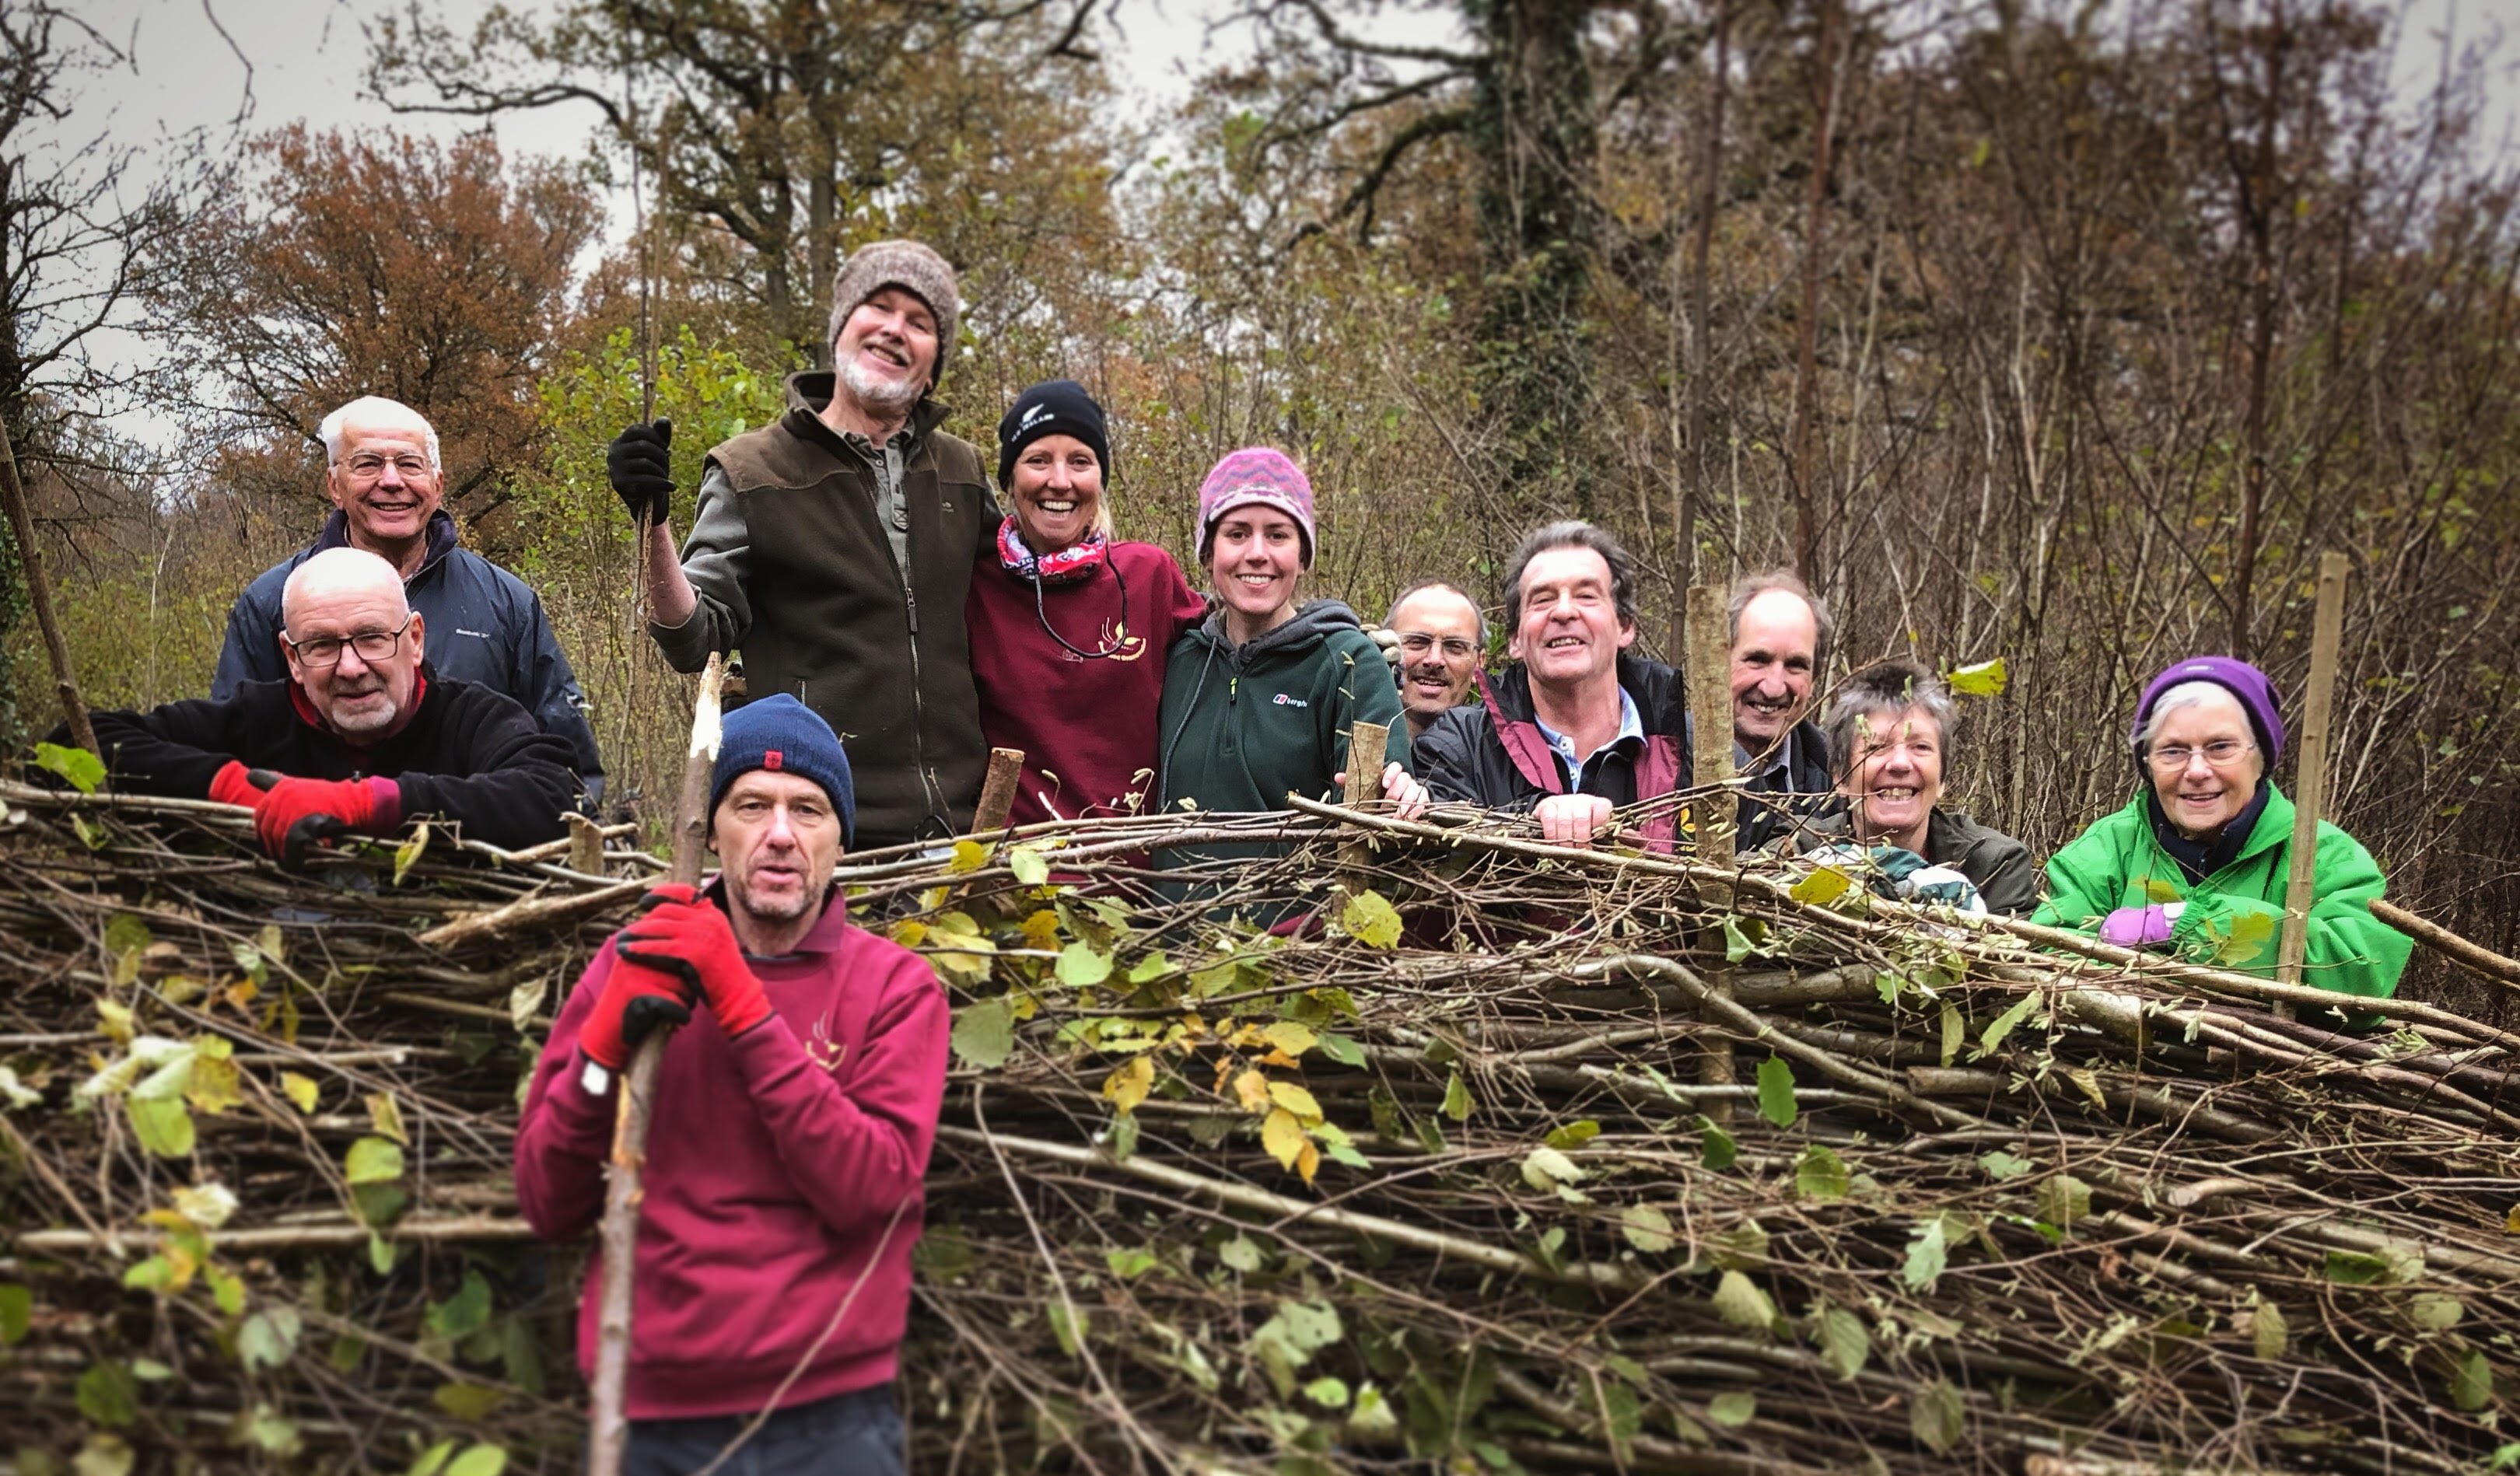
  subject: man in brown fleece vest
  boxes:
[609,241,998,851]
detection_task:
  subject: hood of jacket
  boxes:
[1178,599,1364,672]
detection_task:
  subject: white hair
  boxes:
[319,397,441,470]
[2136,680,2249,753]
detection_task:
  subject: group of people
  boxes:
[53,238,2413,1474]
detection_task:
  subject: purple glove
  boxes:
[2098,904,2175,949]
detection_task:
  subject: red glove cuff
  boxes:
[208,761,262,810]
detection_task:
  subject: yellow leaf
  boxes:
[1019,909,1061,952]
[1261,1022,1317,1058]
[278,1073,319,1115]
[1267,1080,1324,1124]
[1790,866,1853,907]
[947,838,990,874]
[367,1093,408,1145]
[1261,1107,1304,1170]
[887,919,929,948]
[1295,1138,1321,1183]
[2504,1205,2520,1235]
[1103,1056,1154,1116]
[1946,658,2008,697]
[1231,1068,1272,1113]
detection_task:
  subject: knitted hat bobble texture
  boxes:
[997,380,1111,491]
[827,240,961,393]
[1195,447,1317,568]
[710,694,857,850]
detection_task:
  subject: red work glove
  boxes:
[578,954,693,1072]
[251,775,402,869]
[208,760,265,810]
[613,883,773,1040]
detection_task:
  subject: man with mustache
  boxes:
[611,240,997,852]
[77,547,581,863]
[1381,580,1486,744]
[215,396,605,799]
[1726,570,1839,848]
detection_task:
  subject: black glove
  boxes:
[607,418,675,526]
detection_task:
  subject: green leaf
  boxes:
[1976,992,2039,1058]
[431,1382,507,1421]
[2322,1250,2396,1286]
[1047,1299,1087,1357]
[1698,1117,1737,1171]
[1104,1248,1160,1280]
[1704,1391,1756,1428]
[0,1284,30,1343]
[443,1445,508,1476]
[2407,1291,2464,1333]
[1620,1205,1675,1254]
[1818,1306,1871,1380]
[35,741,104,794]
[1902,1219,1949,1291]
[1520,1145,1584,1194]
[1217,1235,1265,1273]
[1755,1057,1797,1128]
[408,1440,457,1476]
[1938,1004,1962,1066]
[1441,1072,1472,1122]
[1340,890,1403,949]
[393,822,431,886]
[428,1271,494,1339]
[2452,1350,2495,1412]
[2253,1299,2289,1360]
[77,1362,138,1426]
[238,1307,302,1371]
[127,1097,194,1158]
[344,1135,404,1185]
[1910,1379,1965,1453]
[1315,1031,1365,1068]
[1544,1119,1600,1150]
[1056,942,1113,987]
[950,996,1015,1069]
[1711,1270,1776,1332]
[1795,1144,1849,1200]
[1302,1376,1351,1410]
[279,1072,320,1114]
[2035,1174,2092,1233]
[1977,1149,2035,1182]
[73,1434,131,1476]
[1007,846,1051,887]
[1789,866,1852,906]
[1945,658,2007,697]
[1722,915,1760,963]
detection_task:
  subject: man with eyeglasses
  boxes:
[213,395,604,799]
[82,548,582,865]
[1381,581,1486,743]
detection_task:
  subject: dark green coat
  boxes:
[2029,785,2410,999]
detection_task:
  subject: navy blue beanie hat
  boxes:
[709,694,856,848]
[996,379,1110,491]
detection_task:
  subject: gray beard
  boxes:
[839,357,922,418]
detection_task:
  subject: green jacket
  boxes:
[1153,601,1407,889]
[2028,785,2410,999]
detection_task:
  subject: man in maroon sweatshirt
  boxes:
[516,694,947,1475]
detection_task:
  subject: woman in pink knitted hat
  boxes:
[1154,449,1426,880]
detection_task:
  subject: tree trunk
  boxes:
[1790,0,1843,583]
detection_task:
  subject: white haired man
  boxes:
[214,395,604,796]
[82,548,580,863]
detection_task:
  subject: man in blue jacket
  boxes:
[214,396,604,797]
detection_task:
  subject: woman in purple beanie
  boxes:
[2029,656,2410,999]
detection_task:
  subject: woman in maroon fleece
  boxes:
[515,694,945,1475]
[964,379,1208,825]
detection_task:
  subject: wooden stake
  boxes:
[971,747,1025,834]
[2276,552,2347,994]
[588,652,723,1476]
[0,415,97,757]
[1684,586,1738,1108]
[566,812,607,877]
[1339,721,1391,883]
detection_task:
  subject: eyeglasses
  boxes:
[2147,739,2253,771]
[1397,632,1478,660]
[284,614,415,669]
[340,452,434,481]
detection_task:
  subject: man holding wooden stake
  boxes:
[516,695,947,1474]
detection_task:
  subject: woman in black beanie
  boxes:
[963,379,1209,825]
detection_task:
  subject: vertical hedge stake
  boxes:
[2276,552,2349,1009]
[0,416,98,758]
[972,747,1025,834]
[588,652,723,1476]
[1685,586,1738,1115]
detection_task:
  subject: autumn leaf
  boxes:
[1261,1107,1305,1170]
[1102,1055,1153,1116]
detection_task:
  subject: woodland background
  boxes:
[0,0,2513,1010]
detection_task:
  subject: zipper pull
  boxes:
[1229,676,1237,704]
[905,587,919,634]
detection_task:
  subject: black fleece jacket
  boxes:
[80,668,580,851]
